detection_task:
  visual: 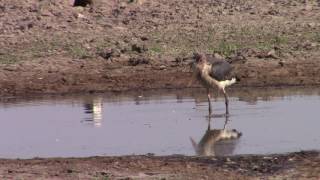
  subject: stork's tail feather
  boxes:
[229,77,237,86]
[219,77,237,89]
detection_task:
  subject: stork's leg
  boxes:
[222,89,229,115]
[223,113,230,130]
[207,115,211,130]
[207,88,212,116]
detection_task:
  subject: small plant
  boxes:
[271,35,288,46]
[67,45,92,59]
[0,53,20,64]
[213,41,240,57]
[29,39,62,58]
[149,45,162,54]
[313,32,320,43]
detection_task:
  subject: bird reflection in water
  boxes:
[190,115,242,156]
[83,97,103,127]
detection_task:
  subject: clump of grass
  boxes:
[212,41,240,57]
[148,45,163,55]
[141,21,320,59]
[0,53,20,64]
[272,35,288,45]
[67,44,92,59]
[311,32,320,43]
[29,39,63,58]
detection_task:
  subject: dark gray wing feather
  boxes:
[208,58,232,81]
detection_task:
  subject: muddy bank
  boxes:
[0,0,320,96]
[0,151,318,179]
[0,56,320,96]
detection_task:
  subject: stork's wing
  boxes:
[210,60,232,81]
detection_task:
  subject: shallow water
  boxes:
[0,87,319,158]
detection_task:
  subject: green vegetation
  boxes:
[149,45,163,54]
[1,20,319,65]
[0,53,20,64]
[311,31,320,43]
[211,41,240,57]
[29,38,63,58]
[67,44,92,59]
[143,22,320,58]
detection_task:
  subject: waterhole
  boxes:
[0,87,319,158]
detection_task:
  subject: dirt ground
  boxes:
[0,0,320,179]
[0,0,320,96]
[0,151,319,179]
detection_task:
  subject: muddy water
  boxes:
[0,87,319,158]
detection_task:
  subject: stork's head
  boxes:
[193,52,206,64]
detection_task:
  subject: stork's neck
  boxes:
[200,63,221,88]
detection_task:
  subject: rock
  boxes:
[140,36,148,41]
[77,13,85,19]
[270,69,289,76]
[112,9,121,17]
[74,6,84,12]
[136,0,146,5]
[3,67,17,72]
[256,49,278,59]
[159,65,166,70]
[213,53,223,59]
[228,52,247,64]
[128,57,149,66]
[308,22,316,28]
[119,2,127,9]
[7,170,13,173]
[303,42,317,50]
[99,48,120,60]
[267,49,278,59]
[40,10,52,17]
[304,4,312,11]
[73,0,93,7]
[267,9,279,15]
[131,44,147,53]
[278,60,285,67]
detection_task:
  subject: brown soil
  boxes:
[0,151,319,179]
[0,0,320,96]
[1,0,320,179]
